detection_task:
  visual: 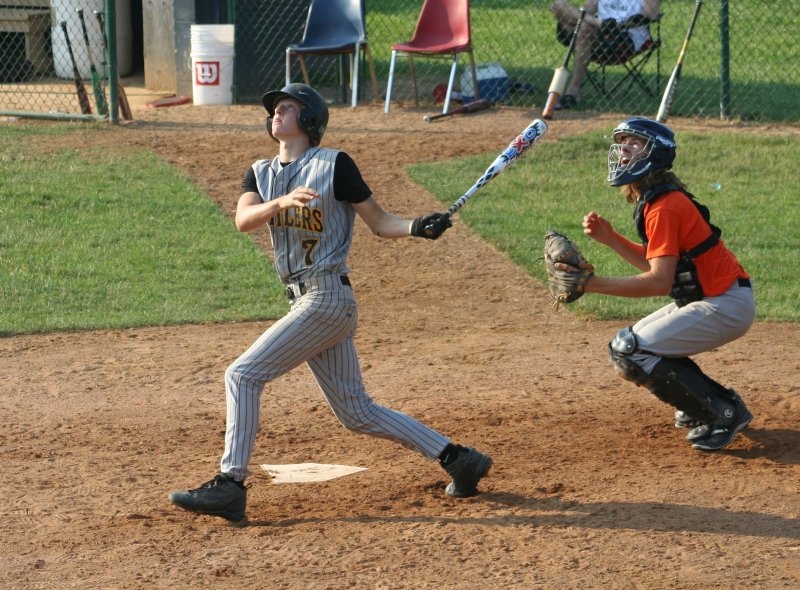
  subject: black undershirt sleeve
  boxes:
[241,166,258,195]
[334,152,372,203]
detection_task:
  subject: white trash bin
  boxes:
[190,24,235,105]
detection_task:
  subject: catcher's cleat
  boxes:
[443,446,492,498]
[169,474,248,522]
[674,410,704,429]
[691,398,753,452]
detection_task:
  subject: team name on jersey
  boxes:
[269,206,324,233]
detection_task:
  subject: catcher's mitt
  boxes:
[544,230,594,309]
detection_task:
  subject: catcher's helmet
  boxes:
[607,117,676,186]
[263,83,328,146]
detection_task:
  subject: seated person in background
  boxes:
[550,0,660,109]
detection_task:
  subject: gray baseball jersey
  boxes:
[252,147,352,283]
[220,147,450,480]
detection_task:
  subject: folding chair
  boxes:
[584,15,662,100]
[384,0,479,115]
[286,0,379,108]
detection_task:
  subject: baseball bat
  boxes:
[60,21,92,115]
[423,119,549,237]
[542,8,586,120]
[77,9,109,116]
[656,0,703,123]
[422,99,493,123]
[94,10,133,121]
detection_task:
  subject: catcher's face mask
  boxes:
[607,132,654,186]
[607,117,676,186]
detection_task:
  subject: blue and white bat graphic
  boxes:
[425,119,549,237]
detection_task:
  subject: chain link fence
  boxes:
[0,0,127,120]
[2,0,798,122]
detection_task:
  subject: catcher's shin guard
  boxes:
[647,358,737,426]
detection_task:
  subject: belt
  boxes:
[286,275,351,300]
[737,278,751,288]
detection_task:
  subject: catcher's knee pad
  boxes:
[608,327,650,386]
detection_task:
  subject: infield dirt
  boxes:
[2,90,799,589]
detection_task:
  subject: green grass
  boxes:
[0,128,284,336]
[408,130,800,322]
[242,0,798,120]
[360,0,800,121]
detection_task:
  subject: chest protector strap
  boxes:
[634,183,722,307]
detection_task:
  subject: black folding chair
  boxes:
[584,14,662,100]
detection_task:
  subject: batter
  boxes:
[169,84,492,522]
[568,117,755,452]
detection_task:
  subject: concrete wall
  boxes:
[142,0,193,95]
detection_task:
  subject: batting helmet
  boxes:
[607,117,676,187]
[263,83,329,146]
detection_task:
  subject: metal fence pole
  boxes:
[719,0,731,120]
[106,0,118,124]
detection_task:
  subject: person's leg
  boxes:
[307,335,450,460]
[564,23,598,100]
[169,288,357,521]
[221,292,361,480]
[610,282,755,450]
[306,305,490,496]
[632,282,755,363]
[549,0,582,25]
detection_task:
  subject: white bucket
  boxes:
[50,0,133,79]
[190,25,235,105]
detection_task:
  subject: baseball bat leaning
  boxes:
[656,0,703,123]
[60,21,92,115]
[77,9,108,116]
[423,119,549,237]
[542,8,586,120]
[422,99,493,123]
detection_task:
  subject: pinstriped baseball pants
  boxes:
[220,279,450,480]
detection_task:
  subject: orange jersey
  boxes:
[643,191,749,297]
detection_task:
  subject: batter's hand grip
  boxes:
[423,212,451,238]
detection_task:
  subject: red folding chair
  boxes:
[384,0,479,114]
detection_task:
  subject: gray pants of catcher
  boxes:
[220,276,450,481]
[628,278,756,374]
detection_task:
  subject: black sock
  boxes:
[439,443,464,467]
[221,474,246,488]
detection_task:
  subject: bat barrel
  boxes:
[427,118,548,234]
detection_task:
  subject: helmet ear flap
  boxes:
[298,110,321,146]
[265,117,278,143]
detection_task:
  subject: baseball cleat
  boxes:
[443,446,492,498]
[691,398,753,452]
[168,474,248,522]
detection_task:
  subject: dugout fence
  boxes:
[1,0,798,123]
[0,0,124,122]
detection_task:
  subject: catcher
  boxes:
[547,117,755,452]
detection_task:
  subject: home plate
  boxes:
[260,463,367,484]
